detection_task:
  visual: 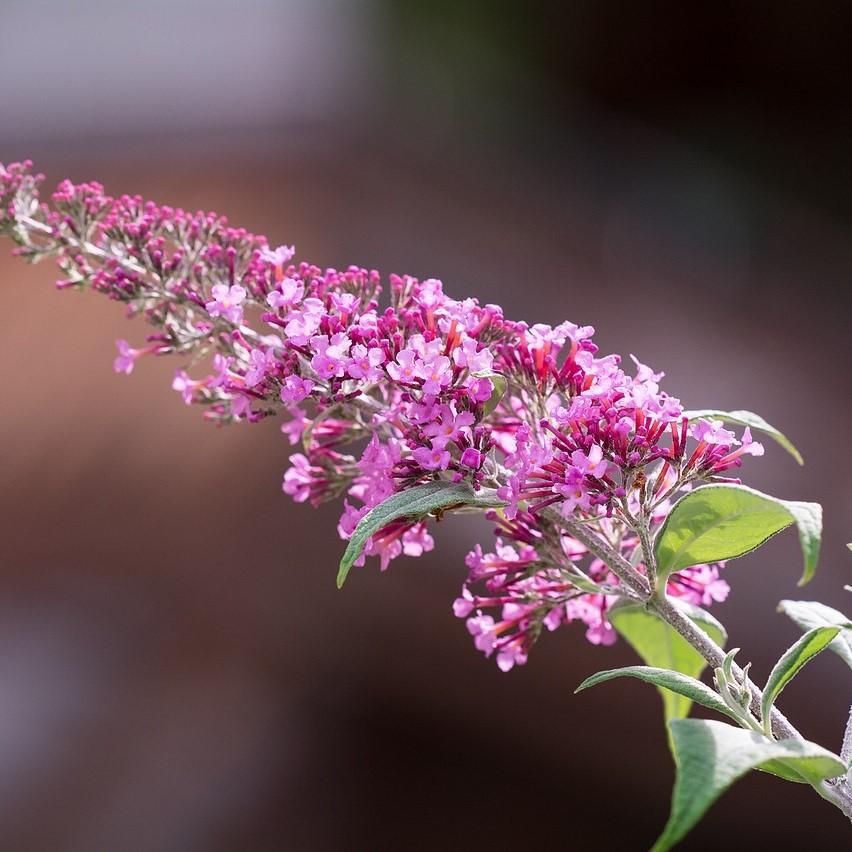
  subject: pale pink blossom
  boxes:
[266,276,304,309]
[171,369,201,404]
[205,283,246,324]
[261,244,295,267]
[423,405,475,442]
[113,339,140,374]
[245,347,277,387]
[386,348,418,383]
[280,375,315,403]
[452,337,494,373]
[690,418,738,446]
[412,440,452,471]
[347,344,386,381]
[414,354,452,395]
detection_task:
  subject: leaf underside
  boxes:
[759,626,841,724]
[777,599,852,669]
[653,719,845,851]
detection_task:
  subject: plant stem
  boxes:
[636,507,658,591]
[545,507,796,733]
[543,507,852,821]
[650,594,800,737]
[842,705,852,767]
[542,507,650,600]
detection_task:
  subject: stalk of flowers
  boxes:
[8,162,852,842]
[1,160,762,670]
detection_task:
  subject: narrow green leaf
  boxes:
[760,626,841,725]
[607,598,727,720]
[575,666,741,724]
[682,409,803,465]
[778,599,852,670]
[654,484,822,586]
[720,647,739,685]
[653,719,846,851]
[337,481,505,588]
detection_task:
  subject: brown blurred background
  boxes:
[1,3,851,849]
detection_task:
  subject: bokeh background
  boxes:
[1,2,851,849]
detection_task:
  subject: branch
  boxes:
[843,706,852,767]
[542,508,852,820]
[541,507,650,600]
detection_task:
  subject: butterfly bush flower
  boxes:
[1,160,765,671]
[205,283,247,324]
[113,339,161,374]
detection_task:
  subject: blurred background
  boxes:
[1,2,851,849]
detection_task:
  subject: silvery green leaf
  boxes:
[777,599,852,670]
[575,665,740,724]
[653,719,845,851]
[760,626,841,726]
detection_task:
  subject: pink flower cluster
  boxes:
[1,161,762,670]
[454,502,730,671]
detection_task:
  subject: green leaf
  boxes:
[607,598,727,720]
[760,626,841,727]
[575,666,741,724]
[682,409,803,465]
[757,757,828,784]
[337,481,505,588]
[654,484,822,587]
[481,373,507,417]
[786,500,823,585]
[653,719,846,851]
[778,599,852,670]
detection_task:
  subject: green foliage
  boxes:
[575,665,740,724]
[653,719,846,851]
[778,599,852,669]
[337,481,505,588]
[654,484,822,587]
[479,373,507,416]
[759,626,841,732]
[682,408,803,465]
[607,598,727,720]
